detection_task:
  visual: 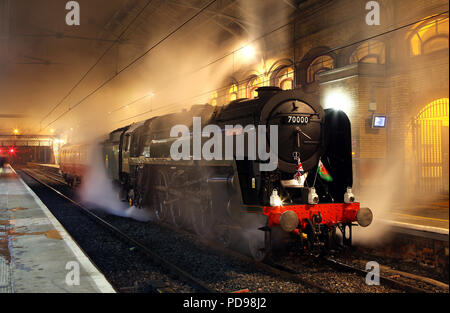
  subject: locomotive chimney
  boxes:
[256,86,282,98]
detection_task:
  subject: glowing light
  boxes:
[239,45,255,61]
[50,129,55,133]
[54,139,66,145]
[269,189,283,207]
[324,89,352,114]
[13,129,19,135]
[273,197,283,207]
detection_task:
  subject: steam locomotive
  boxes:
[62,86,373,260]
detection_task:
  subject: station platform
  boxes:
[387,196,449,241]
[0,165,115,293]
[392,196,449,229]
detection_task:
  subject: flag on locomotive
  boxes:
[317,160,333,182]
[293,158,307,187]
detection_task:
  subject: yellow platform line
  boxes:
[395,212,449,223]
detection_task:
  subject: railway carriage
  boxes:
[60,144,90,186]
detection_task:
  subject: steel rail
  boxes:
[20,169,215,293]
[151,218,438,293]
[28,168,67,185]
[323,257,428,293]
[153,221,333,293]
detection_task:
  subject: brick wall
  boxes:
[225,0,449,195]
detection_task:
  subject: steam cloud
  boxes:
[79,142,152,222]
[352,149,418,246]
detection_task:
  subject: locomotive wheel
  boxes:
[152,170,170,221]
[190,191,215,237]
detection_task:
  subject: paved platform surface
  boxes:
[392,195,449,230]
[380,196,448,241]
[0,165,115,293]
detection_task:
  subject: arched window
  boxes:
[412,98,449,192]
[228,84,238,102]
[410,17,449,56]
[307,55,334,84]
[350,40,385,64]
[247,76,263,99]
[210,91,218,106]
[275,67,294,90]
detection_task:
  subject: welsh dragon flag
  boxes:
[317,160,333,182]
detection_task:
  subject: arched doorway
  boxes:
[412,98,449,193]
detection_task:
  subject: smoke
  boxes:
[352,150,411,246]
[38,0,300,144]
[79,142,152,222]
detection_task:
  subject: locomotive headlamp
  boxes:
[280,210,299,232]
[269,189,283,207]
[344,187,355,203]
[308,187,319,204]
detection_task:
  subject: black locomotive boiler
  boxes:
[101,87,373,260]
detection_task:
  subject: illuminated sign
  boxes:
[372,115,386,128]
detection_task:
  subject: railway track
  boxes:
[155,220,438,293]
[136,209,438,293]
[154,219,333,292]
[23,167,446,294]
[148,206,447,293]
[20,168,215,293]
[322,257,429,293]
